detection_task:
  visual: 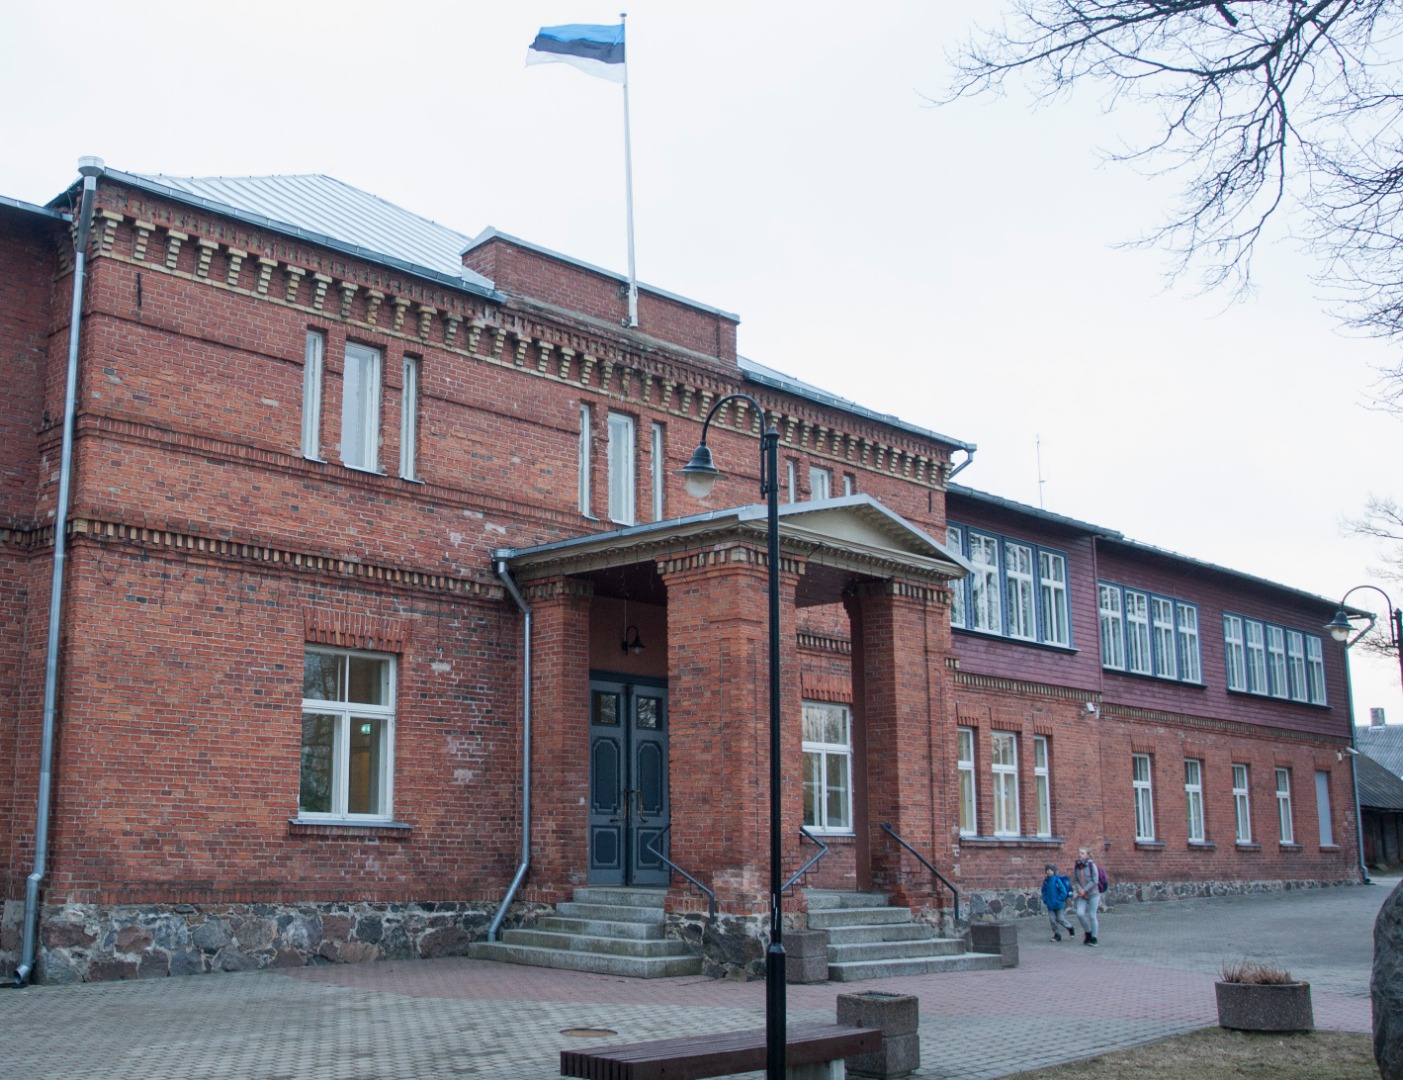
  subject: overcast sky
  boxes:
[5,1,1401,720]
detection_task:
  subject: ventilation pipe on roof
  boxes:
[14,157,104,987]
[486,560,533,942]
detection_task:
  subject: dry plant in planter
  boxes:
[1216,958,1313,1032]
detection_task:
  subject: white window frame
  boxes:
[650,422,665,521]
[991,731,1020,837]
[809,465,832,501]
[1005,542,1036,641]
[1276,767,1295,844]
[1306,636,1327,704]
[1245,620,1268,693]
[1152,597,1178,680]
[1038,551,1070,646]
[1232,764,1252,843]
[969,533,1003,635]
[1286,631,1309,702]
[947,526,966,629]
[1184,758,1205,843]
[1177,603,1202,683]
[1224,615,1247,691]
[842,473,855,496]
[578,403,593,517]
[301,330,324,460]
[786,459,797,504]
[300,647,396,822]
[1033,734,1051,838]
[957,726,977,836]
[1125,590,1151,675]
[340,342,382,472]
[1099,584,1125,670]
[1266,625,1289,699]
[1132,753,1155,842]
[399,355,419,480]
[1315,769,1334,846]
[801,702,853,833]
[607,412,636,525]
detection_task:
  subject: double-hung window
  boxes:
[1316,770,1334,846]
[1286,632,1309,702]
[1033,735,1051,838]
[578,404,593,516]
[1232,764,1252,843]
[300,648,395,820]
[1224,615,1247,691]
[1038,551,1070,646]
[650,422,665,521]
[1275,768,1294,843]
[809,466,832,501]
[1306,637,1327,704]
[1132,753,1155,841]
[991,731,1020,837]
[340,342,381,471]
[302,330,324,460]
[1125,590,1151,675]
[957,727,977,836]
[1101,583,1201,682]
[607,412,636,525]
[1184,759,1205,843]
[1005,542,1036,640]
[968,533,1003,634]
[801,702,852,832]
[1099,585,1125,670]
[947,527,966,628]
[1266,626,1288,699]
[399,356,419,480]
[1152,598,1178,680]
[1226,614,1327,703]
[1176,604,1201,682]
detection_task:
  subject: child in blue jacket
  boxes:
[1040,863,1075,941]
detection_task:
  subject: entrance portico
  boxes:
[494,494,969,923]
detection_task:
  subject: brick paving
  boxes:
[0,875,1391,1080]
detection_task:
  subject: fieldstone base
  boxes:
[5,899,548,984]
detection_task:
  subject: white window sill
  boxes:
[342,463,385,476]
[288,817,412,838]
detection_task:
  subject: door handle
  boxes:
[634,787,649,825]
[610,788,633,825]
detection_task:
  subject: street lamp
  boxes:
[1325,584,1403,886]
[681,393,786,1080]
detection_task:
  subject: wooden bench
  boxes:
[560,1021,882,1079]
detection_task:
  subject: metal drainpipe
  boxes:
[487,560,532,942]
[14,157,103,987]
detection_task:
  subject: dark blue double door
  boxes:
[588,676,669,886]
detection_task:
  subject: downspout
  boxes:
[946,447,975,481]
[487,559,532,941]
[15,156,103,986]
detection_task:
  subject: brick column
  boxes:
[523,576,593,902]
[847,579,957,909]
[659,543,804,913]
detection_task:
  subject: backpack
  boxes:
[1096,865,1109,894]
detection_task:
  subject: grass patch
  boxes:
[1009,1027,1374,1079]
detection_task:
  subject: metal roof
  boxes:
[1357,751,1403,811]
[109,171,498,298]
[0,194,69,222]
[1357,725,1403,779]
[946,483,1122,538]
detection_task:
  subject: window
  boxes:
[1245,621,1268,693]
[1099,585,1125,670]
[802,702,852,832]
[991,731,1020,837]
[1266,626,1288,699]
[1034,735,1051,838]
[1232,764,1252,843]
[1276,768,1294,843]
[650,422,665,521]
[1152,598,1178,680]
[1177,603,1201,682]
[957,727,977,836]
[1039,551,1070,646]
[300,648,395,820]
[842,473,855,496]
[399,356,419,480]
[340,342,381,471]
[1315,770,1334,846]
[1286,631,1308,702]
[301,330,324,460]
[1184,759,1205,843]
[1306,636,1327,704]
[1005,542,1036,640]
[1224,615,1247,691]
[786,460,797,504]
[947,527,966,628]
[607,412,636,525]
[969,533,1003,634]
[1132,754,1155,841]
[809,465,832,501]
[1125,590,1151,675]
[578,404,592,516]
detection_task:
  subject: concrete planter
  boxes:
[1215,980,1314,1032]
[837,991,919,1078]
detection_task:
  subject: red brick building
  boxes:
[0,163,1362,983]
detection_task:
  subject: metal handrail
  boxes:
[880,822,960,923]
[782,827,830,893]
[646,824,716,925]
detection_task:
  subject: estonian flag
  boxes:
[526,23,626,83]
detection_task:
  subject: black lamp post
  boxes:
[1324,584,1402,885]
[681,393,785,1080]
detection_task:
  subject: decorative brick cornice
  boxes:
[304,609,408,652]
[796,631,852,655]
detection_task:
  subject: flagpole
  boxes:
[620,11,638,328]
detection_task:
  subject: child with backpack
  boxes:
[1073,846,1102,947]
[1040,863,1076,941]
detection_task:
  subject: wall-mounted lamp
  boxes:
[621,625,645,655]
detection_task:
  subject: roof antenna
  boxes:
[1036,434,1046,510]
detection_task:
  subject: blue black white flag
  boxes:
[526,23,626,83]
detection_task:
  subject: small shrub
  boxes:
[1220,958,1296,985]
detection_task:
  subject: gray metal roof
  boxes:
[946,483,1123,539]
[107,170,498,298]
[0,194,69,222]
[1357,751,1403,811]
[1357,725,1403,779]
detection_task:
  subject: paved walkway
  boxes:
[1,876,1393,1080]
